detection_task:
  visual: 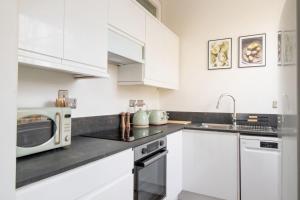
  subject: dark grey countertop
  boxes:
[16,122,277,188]
[16,124,184,188]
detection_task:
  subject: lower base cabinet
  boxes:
[182,130,240,200]
[167,131,183,200]
[16,149,134,200]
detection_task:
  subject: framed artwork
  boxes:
[208,38,232,70]
[278,31,282,66]
[281,30,296,66]
[239,33,266,68]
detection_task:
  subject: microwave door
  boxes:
[17,114,58,157]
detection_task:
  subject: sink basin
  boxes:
[189,123,235,130]
[201,123,235,130]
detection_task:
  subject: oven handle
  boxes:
[136,150,168,167]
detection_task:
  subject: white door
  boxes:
[77,174,133,200]
[64,0,108,70]
[240,136,281,200]
[145,14,179,89]
[183,130,239,200]
[164,29,179,89]
[167,131,183,200]
[19,0,64,58]
[109,0,146,43]
[145,15,165,84]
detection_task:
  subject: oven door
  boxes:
[134,149,168,200]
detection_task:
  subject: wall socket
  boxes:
[272,100,278,109]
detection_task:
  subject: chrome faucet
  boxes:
[216,93,237,127]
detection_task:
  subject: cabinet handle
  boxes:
[54,112,61,145]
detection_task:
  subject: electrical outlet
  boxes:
[272,101,278,109]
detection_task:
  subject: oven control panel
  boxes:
[134,137,167,161]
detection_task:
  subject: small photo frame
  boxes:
[239,33,266,68]
[208,38,232,70]
[278,31,282,66]
[281,30,296,66]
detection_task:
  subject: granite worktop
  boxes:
[16,112,278,188]
[16,124,184,188]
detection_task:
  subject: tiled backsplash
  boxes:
[167,111,278,128]
[71,112,278,136]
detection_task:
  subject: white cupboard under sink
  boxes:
[182,130,240,200]
[18,0,109,77]
[16,149,134,200]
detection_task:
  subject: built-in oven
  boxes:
[134,137,167,200]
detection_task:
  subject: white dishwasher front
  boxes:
[240,135,281,200]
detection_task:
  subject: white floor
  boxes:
[178,191,224,200]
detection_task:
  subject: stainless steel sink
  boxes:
[187,123,276,134]
[201,123,235,130]
[188,123,236,130]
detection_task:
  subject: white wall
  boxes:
[18,64,160,117]
[0,0,18,199]
[160,0,285,114]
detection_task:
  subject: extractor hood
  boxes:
[108,29,144,66]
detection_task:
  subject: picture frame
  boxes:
[281,30,296,66]
[277,31,282,66]
[208,38,232,70]
[238,33,266,68]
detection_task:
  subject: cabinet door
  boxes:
[16,149,133,200]
[145,15,165,84]
[109,0,146,43]
[145,15,179,89]
[64,0,108,70]
[19,0,64,58]
[78,173,133,200]
[183,130,239,200]
[164,31,179,89]
[167,131,183,200]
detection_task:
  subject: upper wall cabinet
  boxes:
[18,0,109,78]
[144,14,179,89]
[19,0,64,59]
[63,0,108,76]
[118,14,180,90]
[108,0,146,43]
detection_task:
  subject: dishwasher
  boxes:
[240,135,281,200]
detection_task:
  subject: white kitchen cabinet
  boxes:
[167,131,183,200]
[77,173,133,200]
[182,130,240,200]
[108,0,146,43]
[18,0,108,77]
[18,0,64,60]
[144,14,179,89]
[118,14,180,90]
[16,149,134,200]
[63,0,108,77]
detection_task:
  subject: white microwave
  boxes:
[17,107,72,157]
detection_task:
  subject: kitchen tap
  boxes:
[216,93,237,127]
